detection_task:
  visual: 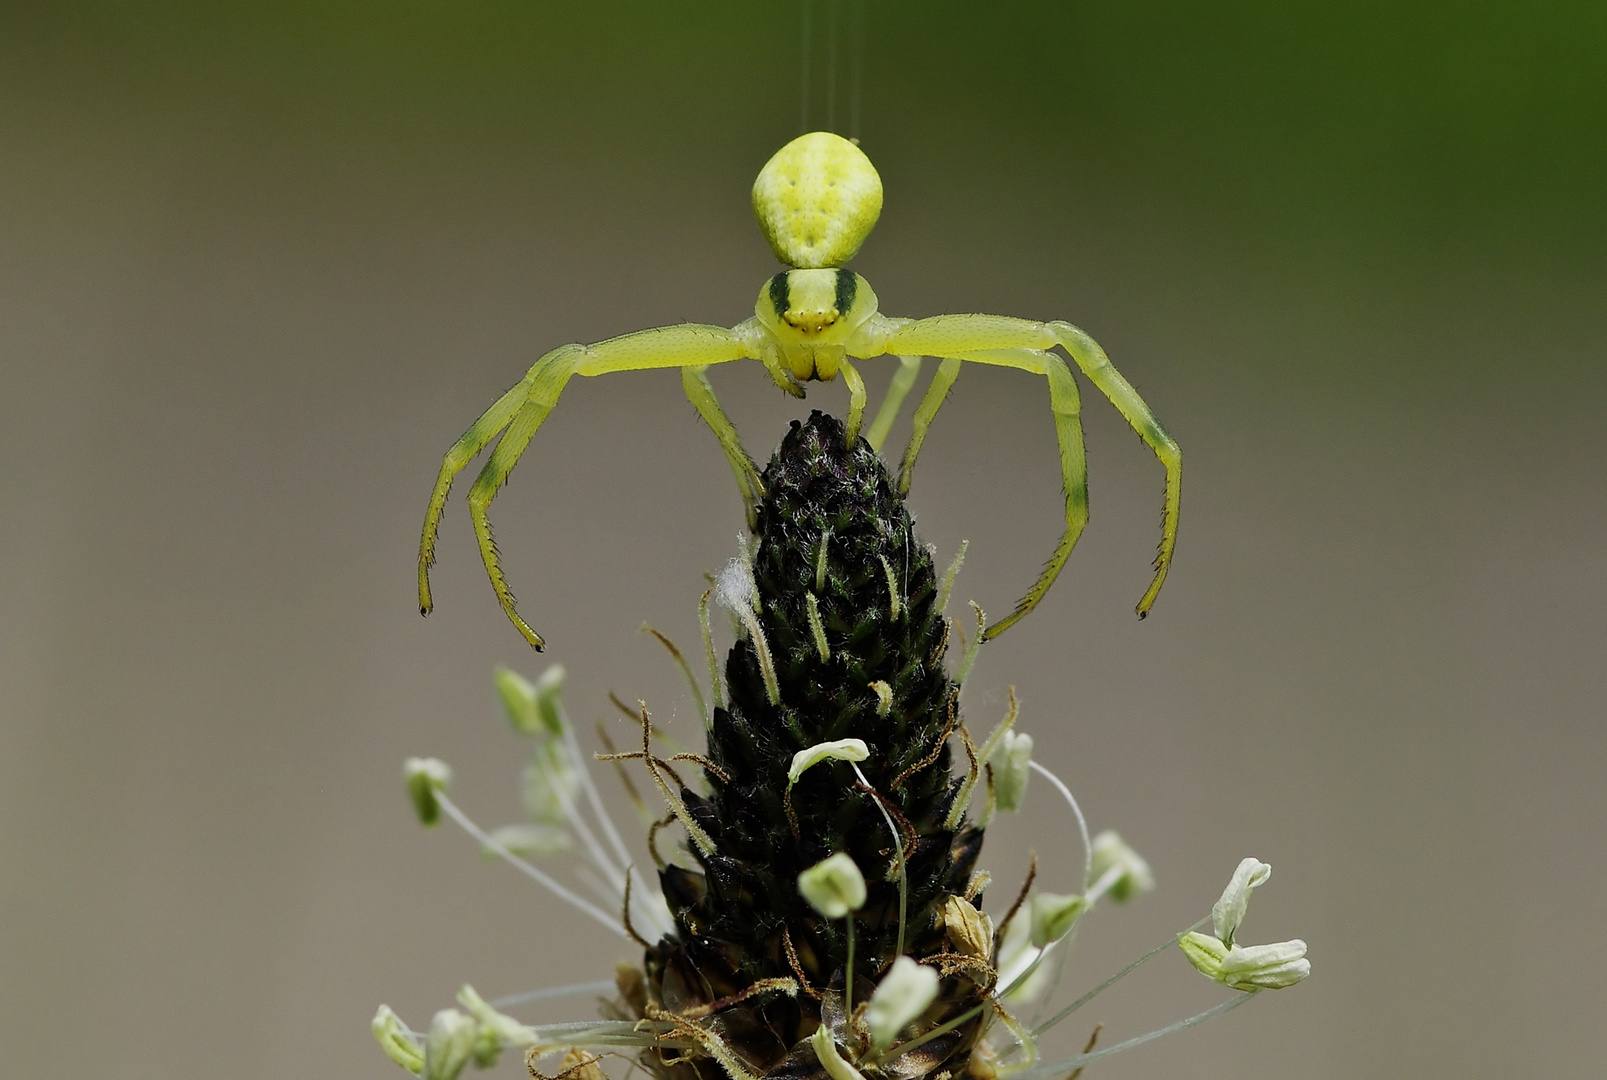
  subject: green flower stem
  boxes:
[1011,993,1255,1080]
[851,762,909,959]
[1030,917,1209,1039]
[845,916,857,1017]
[435,793,626,937]
[487,981,618,1010]
[1027,760,1092,891]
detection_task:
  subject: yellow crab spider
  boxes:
[418,131,1181,650]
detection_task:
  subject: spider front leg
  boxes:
[420,323,755,650]
[882,313,1180,635]
[897,356,961,497]
[682,364,765,527]
[418,368,549,619]
[864,355,924,454]
[837,357,869,445]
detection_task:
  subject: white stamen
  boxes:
[789,738,870,784]
[865,957,940,1049]
[852,761,909,958]
[1028,760,1093,892]
[1012,994,1256,1080]
[1031,918,1209,1038]
[435,793,627,938]
[487,981,617,1010]
[555,702,674,938]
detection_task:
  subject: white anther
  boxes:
[1180,932,1310,991]
[404,757,452,826]
[423,1008,476,1080]
[865,957,940,1049]
[810,1025,868,1080]
[990,730,1033,812]
[789,739,870,785]
[494,663,566,735]
[1088,830,1155,903]
[1029,891,1088,948]
[371,1005,424,1073]
[798,852,866,919]
[1212,857,1272,947]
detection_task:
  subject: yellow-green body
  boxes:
[419,132,1181,650]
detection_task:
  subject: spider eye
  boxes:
[771,269,850,334]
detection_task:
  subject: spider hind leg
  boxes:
[425,324,757,650]
[465,350,582,651]
[882,312,1178,636]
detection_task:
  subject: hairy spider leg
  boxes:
[836,356,869,444]
[889,329,1087,641]
[423,324,755,649]
[418,362,559,619]
[863,355,924,454]
[1047,321,1181,616]
[682,364,765,527]
[897,356,962,497]
[463,349,577,650]
[880,314,1179,634]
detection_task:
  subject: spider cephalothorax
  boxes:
[418,131,1181,651]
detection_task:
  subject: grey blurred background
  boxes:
[2,2,1603,1077]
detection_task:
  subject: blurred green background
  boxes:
[2,2,1603,1077]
